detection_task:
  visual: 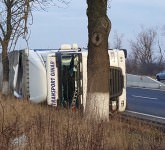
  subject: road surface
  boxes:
[127,87,165,118]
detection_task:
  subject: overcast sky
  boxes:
[17,0,165,51]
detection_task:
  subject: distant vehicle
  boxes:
[156,70,165,81]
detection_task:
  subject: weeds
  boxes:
[0,96,165,150]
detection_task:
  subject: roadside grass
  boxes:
[0,95,165,150]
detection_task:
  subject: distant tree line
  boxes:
[111,27,165,76]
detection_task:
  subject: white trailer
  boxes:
[10,45,126,113]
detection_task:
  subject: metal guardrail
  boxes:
[120,110,165,130]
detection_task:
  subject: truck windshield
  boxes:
[60,53,81,109]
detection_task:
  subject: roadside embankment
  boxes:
[127,74,165,90]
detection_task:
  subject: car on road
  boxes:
[156,70,165,81]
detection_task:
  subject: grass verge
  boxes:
[0,95,165,150]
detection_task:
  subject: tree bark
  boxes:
[2,42,9,95]
[85,0,111,121]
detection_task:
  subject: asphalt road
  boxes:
[127,87,165,118]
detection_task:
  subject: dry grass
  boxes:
[0,95,165,150]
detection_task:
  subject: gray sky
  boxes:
[17,0,165,51]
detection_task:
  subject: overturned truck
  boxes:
[8,44,127,113]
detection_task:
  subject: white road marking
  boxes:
[132,95,158,100]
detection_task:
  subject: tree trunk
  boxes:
[85,0,111,121]
[2,43,9,95]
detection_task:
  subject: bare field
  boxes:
[0,95,165,150]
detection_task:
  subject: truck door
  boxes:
[60,53,82,110]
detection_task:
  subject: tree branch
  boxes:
[0,36,2,44]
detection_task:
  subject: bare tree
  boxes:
[0,0,68,95]
[157,39,165,65]
[158,25,165,64]
[130,28,157,65]
[86,0,111,121]
[112,31,124,49]
[129,28,156,75]
[0,0,31,95]
[128,27,165,75]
